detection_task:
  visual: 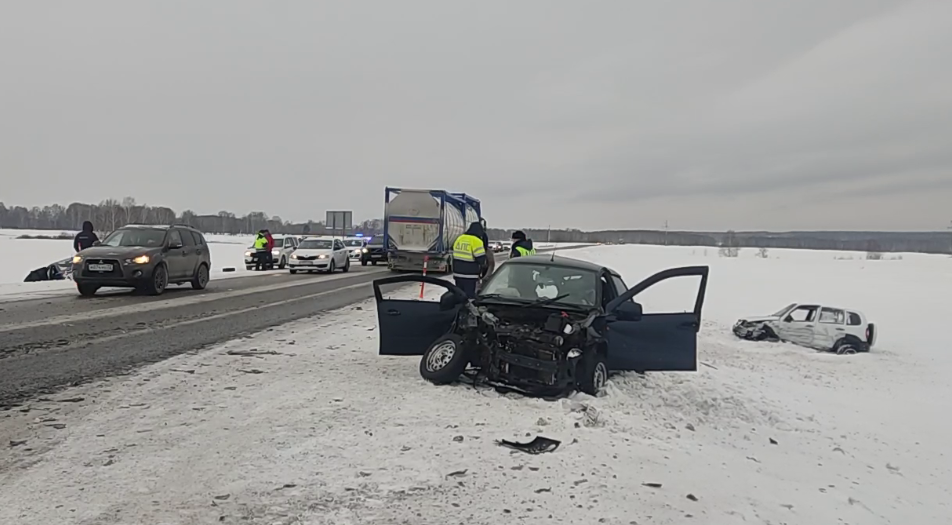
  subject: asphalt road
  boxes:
[1,248,578,406]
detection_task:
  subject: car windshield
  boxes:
[299,239,333,249]
[479,263,600,307]
[344,239,364,247]
[772,303,797,317]
[102,228,167,247]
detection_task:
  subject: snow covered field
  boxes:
[1,244,950,524]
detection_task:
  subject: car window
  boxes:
[178,229,195,246]
[788,306,817,322]
[190,231,205,245]
[819,308,845,324]
[102,228,167,247]
[168,229,184,247]
[610,275,628,298]
[480,263,599,307]
[847,312,862,326]
[272,238,285,248]
[344,239,364,247]
[299,239,333,249]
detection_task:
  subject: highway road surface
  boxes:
[0,248,585,406]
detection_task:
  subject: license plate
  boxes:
[88,263,113,272]
[371,254,383,259]
[298,260,313,265]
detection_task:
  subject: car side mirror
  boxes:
[783,315,793,323]
[614,301,643,321]
[439,291,460,311]
[169,241,183,250]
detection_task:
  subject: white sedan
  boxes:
[342,238,366,260]
[289,237,351,274]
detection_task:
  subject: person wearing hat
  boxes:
[253,230,269,271]
[509,230,536,258]
[452,222,488,299]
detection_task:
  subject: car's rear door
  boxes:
[372,275,467,355]
[603,266,709,372]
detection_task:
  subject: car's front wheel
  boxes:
[145,264,168,296]
[576,352,608,396]
[419,334,469,385]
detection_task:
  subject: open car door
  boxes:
[603,266,709,372]
[372,275,468,356]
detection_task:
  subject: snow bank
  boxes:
[2,244,949,524]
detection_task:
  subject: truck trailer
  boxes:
[383,187,482,273]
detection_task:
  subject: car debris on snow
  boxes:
[496,436,561,454]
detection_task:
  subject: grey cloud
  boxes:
[1,0,948,231]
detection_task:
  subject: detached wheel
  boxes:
[577,352,608,396]
[419,334,469,385]
[77,283,99,297]
[145,264,168,296]
[191,263,210,290]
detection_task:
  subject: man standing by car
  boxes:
[509,230,536,258]
[253,230,269,271]
[452,222,488,299]
[264,229,275,269]
[73,221,99,252]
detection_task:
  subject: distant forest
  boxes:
[1,198,950,255]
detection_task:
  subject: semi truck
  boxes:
[383,187,482,273]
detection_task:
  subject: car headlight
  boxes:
[272,249,280,255]
[291,254,298,259]
[245,251,252,257]
[318,254,328,259]
[72,255,83,264]
[131,255,150,264]
[362,248,368,253]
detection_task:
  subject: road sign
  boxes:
[326,210,353,235]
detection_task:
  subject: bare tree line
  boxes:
[1,198,949,255]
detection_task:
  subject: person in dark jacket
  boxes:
[452,222,488,299]
[509,230,536,258]
[263,229,275,269]
[73,221,99,252]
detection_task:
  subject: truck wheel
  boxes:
[419,334,469,385]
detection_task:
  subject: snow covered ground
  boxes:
[1,244,950,524]
[1,228,572,301]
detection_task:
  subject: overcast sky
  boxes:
[2,0,950,231]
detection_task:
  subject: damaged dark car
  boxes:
[372,255,709,397]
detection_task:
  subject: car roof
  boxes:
[503,254,615,274]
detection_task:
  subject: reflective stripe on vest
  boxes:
[515,246,536,256]
[452,234,485,261]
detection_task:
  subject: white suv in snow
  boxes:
[733,303,877,354]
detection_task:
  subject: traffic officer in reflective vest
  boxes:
[509,230,536,258]
[452,222,488,299]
